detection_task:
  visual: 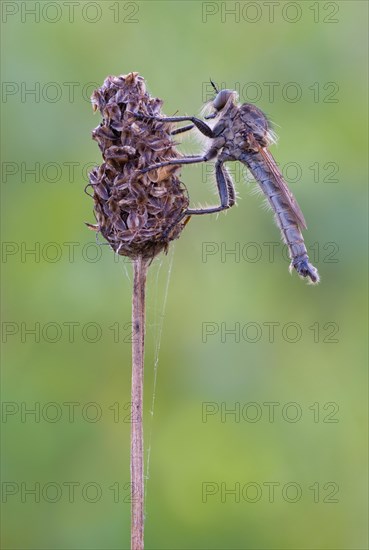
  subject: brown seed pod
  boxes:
[87,72,189,260]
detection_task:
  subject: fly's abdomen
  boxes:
[273,207,319,283]
[241,152,320,284]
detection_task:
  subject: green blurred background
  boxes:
[1,1,368,548]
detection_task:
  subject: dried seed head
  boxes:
[87,72,189,260]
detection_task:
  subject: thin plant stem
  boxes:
[131,255,147,550]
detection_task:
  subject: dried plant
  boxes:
[86,72,189,550]
[87,71,189,260]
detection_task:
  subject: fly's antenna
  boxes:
[210,78,219,94]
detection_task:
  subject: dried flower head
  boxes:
[86,72,189,260]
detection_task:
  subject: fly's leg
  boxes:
[162,160,235,238]
[140,155,204,174]
[171,124,194,136]
[140,146,219,174]
[133,113,216,138]
[187,160,235,215]
[224,165,236,207]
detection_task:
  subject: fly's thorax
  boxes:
[219,100,239,123]
[210,103,240,140]
[238,103,271,148]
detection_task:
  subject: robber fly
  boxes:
[135,81,319,284]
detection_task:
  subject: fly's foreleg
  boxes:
[133,112,216,138]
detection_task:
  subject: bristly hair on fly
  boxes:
[264,116,279,146]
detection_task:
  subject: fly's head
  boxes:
[212,89,237,111]
[203,81,238,120]
[240,104,276,149]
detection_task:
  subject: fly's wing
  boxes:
[255,142,307,230]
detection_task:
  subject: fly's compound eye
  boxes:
[213,89,234,111]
